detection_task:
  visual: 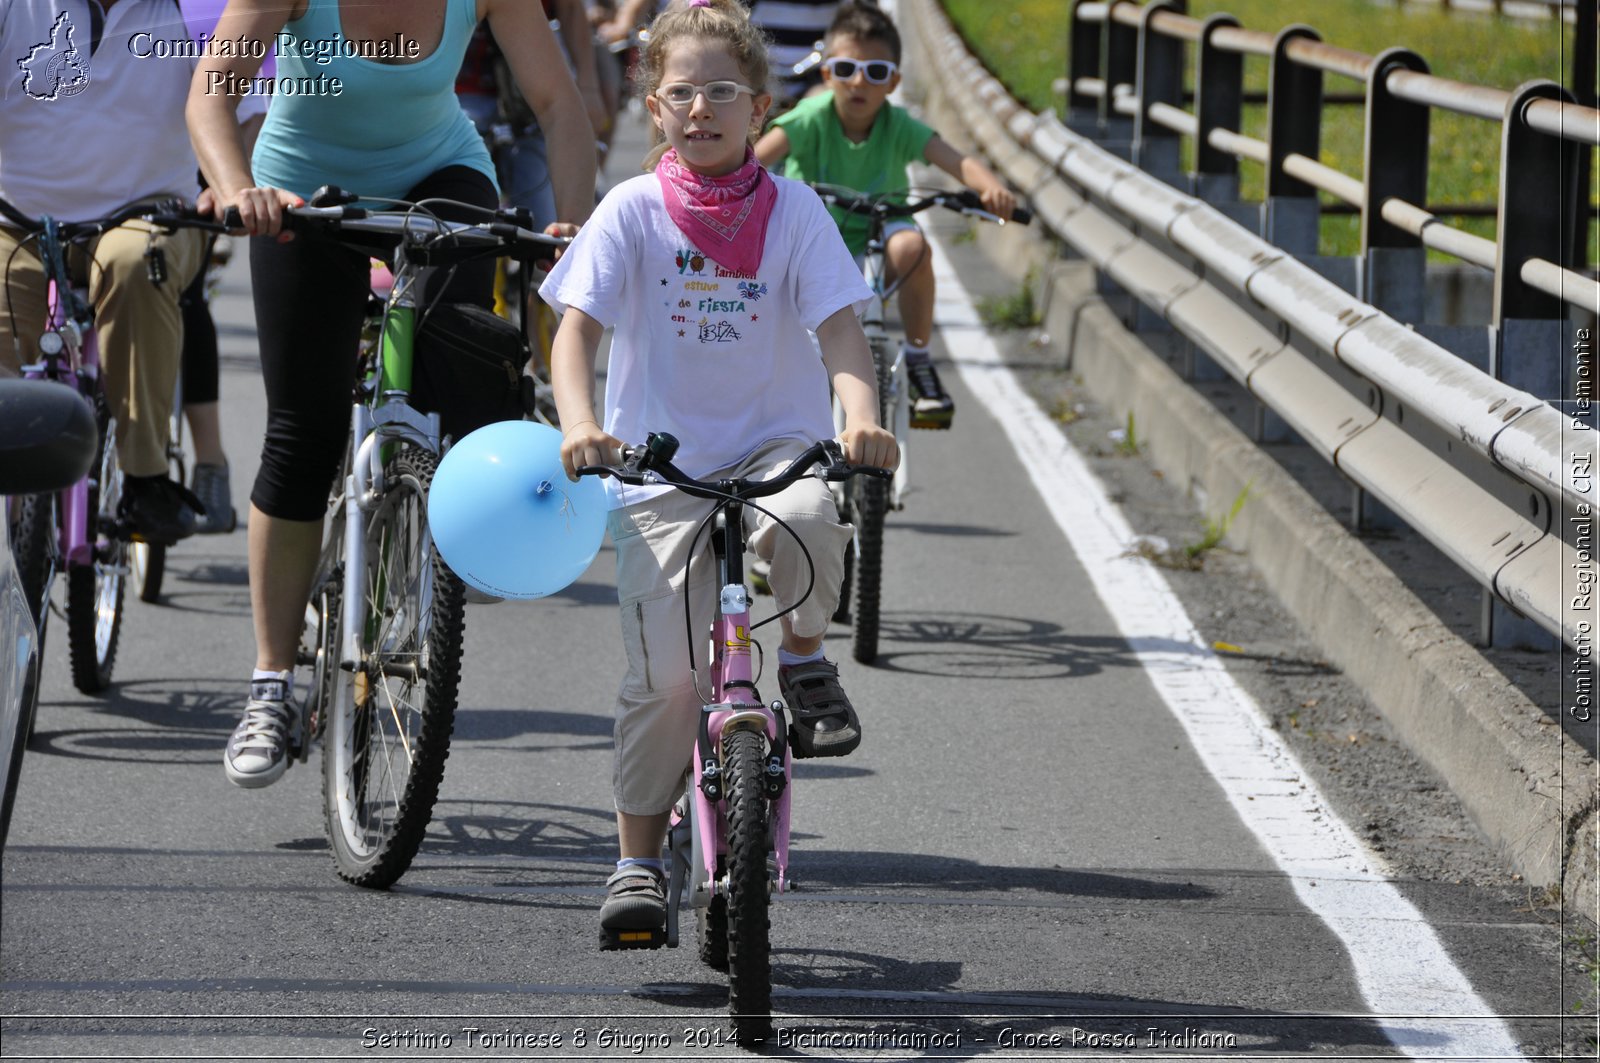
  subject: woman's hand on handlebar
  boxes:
[837,423,899,472]
[561,419,624,482]
[205,184,303,240]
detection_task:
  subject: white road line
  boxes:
[924,228,1526,1060]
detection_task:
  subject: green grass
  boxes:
[975,270,1042,328]
[939,0,1594,259]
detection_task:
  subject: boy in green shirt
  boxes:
[755,0,1014,428]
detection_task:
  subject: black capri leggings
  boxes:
[179,257,218,405]
[249,166,498,521]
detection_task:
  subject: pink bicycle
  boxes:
[579,432,888,1044]
[1,196,216,694]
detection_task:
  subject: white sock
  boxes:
[902,341,931,366]
[778,645,826,668]
[616,857,665,874]
[250,668,294,701]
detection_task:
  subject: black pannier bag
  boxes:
[410,301,528,443]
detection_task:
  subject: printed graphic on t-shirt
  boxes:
[18,12,91,100]
[664,248,767,346]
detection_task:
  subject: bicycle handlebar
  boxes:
[807,184,1033,227]
[212,187,571,267]
[0,195,197,239]
[576,432,891,502]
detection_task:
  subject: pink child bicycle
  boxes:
[579,431,888,1045]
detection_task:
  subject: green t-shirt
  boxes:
[773,92,936,256]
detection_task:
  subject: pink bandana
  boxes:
[655,147,776,277]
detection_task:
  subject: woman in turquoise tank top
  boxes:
[186,0,597,790]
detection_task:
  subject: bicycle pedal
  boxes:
[599,926,667,951]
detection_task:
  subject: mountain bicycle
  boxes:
[0,195,210,695]
[807,184,1031,664]
[252,192,567,888]
[579,432,889,1044]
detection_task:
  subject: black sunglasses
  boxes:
[823,57,898,84]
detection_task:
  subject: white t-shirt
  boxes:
[541,171,871,505]
[0,0,255,221]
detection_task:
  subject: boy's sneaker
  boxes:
[223,677,297,788]
[906,360,955,429]
[779,659,861,758]
[599,866,667,949]
[190,463,237,534]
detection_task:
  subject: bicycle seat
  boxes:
[0,379,97,494]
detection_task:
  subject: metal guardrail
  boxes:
[908,0,1597,652]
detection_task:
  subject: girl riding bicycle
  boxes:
[543,0,896,939]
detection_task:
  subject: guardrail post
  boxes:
[1485,79,1579,650]
[1068,0,1104,136]
[1262,25,1323,256]
[1493,80,1579,398]
[1133,1,1184,183]
[1099,0,1138,153]
[1193,15,1243,208]
[1361,48,1429,323]
[1573,0,1595,275]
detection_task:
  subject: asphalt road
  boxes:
[0,116,1581,1061]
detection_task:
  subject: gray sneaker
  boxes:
[190,463,237,534]
[224,677,297,788]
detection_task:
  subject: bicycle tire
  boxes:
[131,542,165,603]
[848,340,893,664]
[322,445,465,888]
[12,493,54,629]
[696,890,729,971]
[722,727,773,1043]
[67,406,125,694]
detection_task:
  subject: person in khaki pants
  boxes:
[1,0,214,544]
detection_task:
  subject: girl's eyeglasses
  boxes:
[822,58,898,84]
[655,81,756,106]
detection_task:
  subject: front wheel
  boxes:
[847,339,894,664]
[67,410,126,694]
[322,445,465,888]
[722,727,772,1044]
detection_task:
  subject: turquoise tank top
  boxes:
[252,0,495,200]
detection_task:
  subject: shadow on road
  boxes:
[784,849,1213,900]
[866,611,1336,681]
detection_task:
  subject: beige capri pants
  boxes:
[0,214,204,477]
[606,437,853,815]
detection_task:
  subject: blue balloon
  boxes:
[428,421,607,600]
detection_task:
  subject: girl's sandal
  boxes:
[779,659,861,758]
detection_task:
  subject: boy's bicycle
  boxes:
[579,432,889,1044]
[257,192,566,888]
[807,184,1030,664]
[0,195,209,694]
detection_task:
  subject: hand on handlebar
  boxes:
[837,423,899,472]
[561,420,624,482]
[978,184,1017,223]
[206,185,303,240]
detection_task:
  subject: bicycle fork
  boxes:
[611,510,794,952]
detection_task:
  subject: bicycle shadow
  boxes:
[782,849,1214,901]
[29,677,242,761]
[858,611,1337,681]
[450,705,613,750]
[634,951,1415,1059]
